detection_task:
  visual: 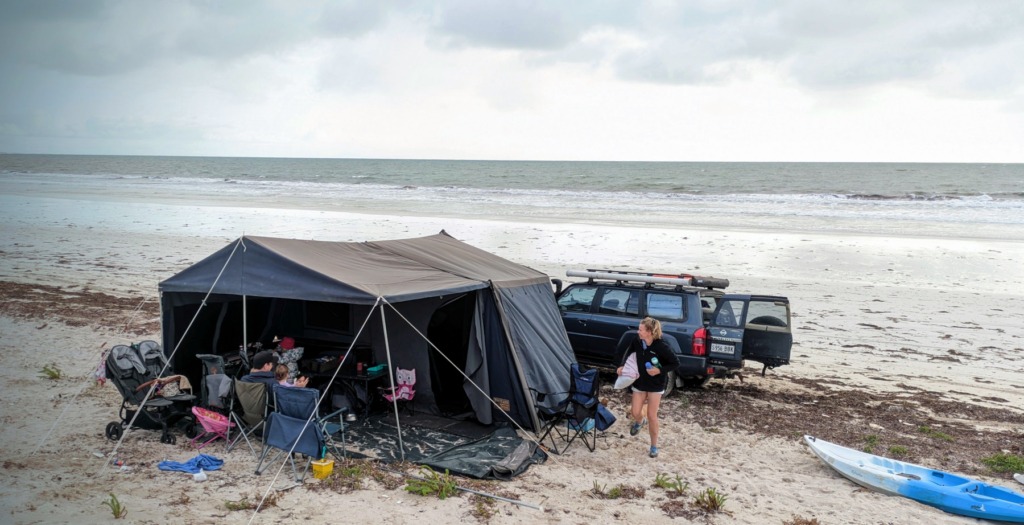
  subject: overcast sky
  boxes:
[1,1,1022,162]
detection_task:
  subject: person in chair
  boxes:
[241,350,280,389]
[274,363,309,388]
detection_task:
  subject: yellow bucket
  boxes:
[311,458,334,480]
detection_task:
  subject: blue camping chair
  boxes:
[254,387,346,481]
[536,363,602,454]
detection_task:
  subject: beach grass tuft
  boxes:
[693,487,728,512]
[654,472,688,496]
[981,453,1024,473]
[101,493,127,519]
[887,445,908,457]
[468,494,496,522]
[918,425,953,442]
[863,434,879,453]
[784,516,822,525]
[592,481,645,500]
[224,492,278,512]
[39,364,63,380]
[405,466,458,500]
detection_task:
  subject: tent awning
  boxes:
[159,232,549,304]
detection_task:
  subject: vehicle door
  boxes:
[555,285,600,361]
[582,287,641,367]
[708,295,792,370]
[643,291,706,377]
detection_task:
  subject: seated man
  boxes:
[241,350,280,389]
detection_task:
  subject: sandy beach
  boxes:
[1,195,1023,524]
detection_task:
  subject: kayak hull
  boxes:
[804,435,1024,523]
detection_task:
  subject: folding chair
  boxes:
[255,387,346,481]
[381,367,416,416]
[196,354,231,410]
[536,363,601,454]
[226,379,269,458]
[190,406,235,449]
[255,411,324,482]
[275,387,347,458]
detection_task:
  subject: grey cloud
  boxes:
[0,0,391,76]
[430,1,575,50]
[1,1,1021,103]
[427,0,637,51]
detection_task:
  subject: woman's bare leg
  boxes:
[646,392,662,447]
[630,391,648,423]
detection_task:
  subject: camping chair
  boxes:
[536,363,601,454]
[226,379,269,458]
[276,387,346,458]
[381,367,416,416]
[255,411,324,482]
[255,387,345,481]
[196,354,231,410]
[190,406,235,449]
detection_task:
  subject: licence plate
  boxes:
[711,343,734,355]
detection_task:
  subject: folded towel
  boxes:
[158,454,224,474]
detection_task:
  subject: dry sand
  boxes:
[1,206,1023,524]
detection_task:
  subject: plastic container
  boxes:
[193,469,207,482]
[311,458,334,479]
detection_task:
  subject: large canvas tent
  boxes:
[158,232,574,433]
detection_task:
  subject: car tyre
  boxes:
[663,371,676,396]
[681,375,711,389]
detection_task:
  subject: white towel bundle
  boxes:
[613,353,639,389]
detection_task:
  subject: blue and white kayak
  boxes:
[804,435,1024,522]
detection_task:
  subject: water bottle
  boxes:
[650,357,661,369]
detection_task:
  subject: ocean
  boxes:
[2,154,1022,241]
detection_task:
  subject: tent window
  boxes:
[304,301,351,333]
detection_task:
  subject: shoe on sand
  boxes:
[629,418,647,436]
[649,446,659,458]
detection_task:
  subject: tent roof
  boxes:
[159,232,550,304]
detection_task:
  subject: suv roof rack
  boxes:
[567,269,729,290]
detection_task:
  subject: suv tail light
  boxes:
[692,327,707,356]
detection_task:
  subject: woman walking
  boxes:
[617,317,679,458]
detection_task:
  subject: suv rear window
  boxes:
[746,300,790,328]
[646,292,685,322]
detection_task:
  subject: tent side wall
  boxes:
[492,280,576,428]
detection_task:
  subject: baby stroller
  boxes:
[104,343,196,445]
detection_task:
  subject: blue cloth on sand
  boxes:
[158,454,224,473]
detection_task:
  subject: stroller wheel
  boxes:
[184,423,198,439]
[160,432,176,445]
[105,422,123,441]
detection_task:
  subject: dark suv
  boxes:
[554,269,793,392]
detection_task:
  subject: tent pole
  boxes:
[242,294,247,353]
[380,300,405,461]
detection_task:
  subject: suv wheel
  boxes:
[682,375,710,389]
[663,371,676,397]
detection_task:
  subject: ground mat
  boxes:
[340,413,547,479]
